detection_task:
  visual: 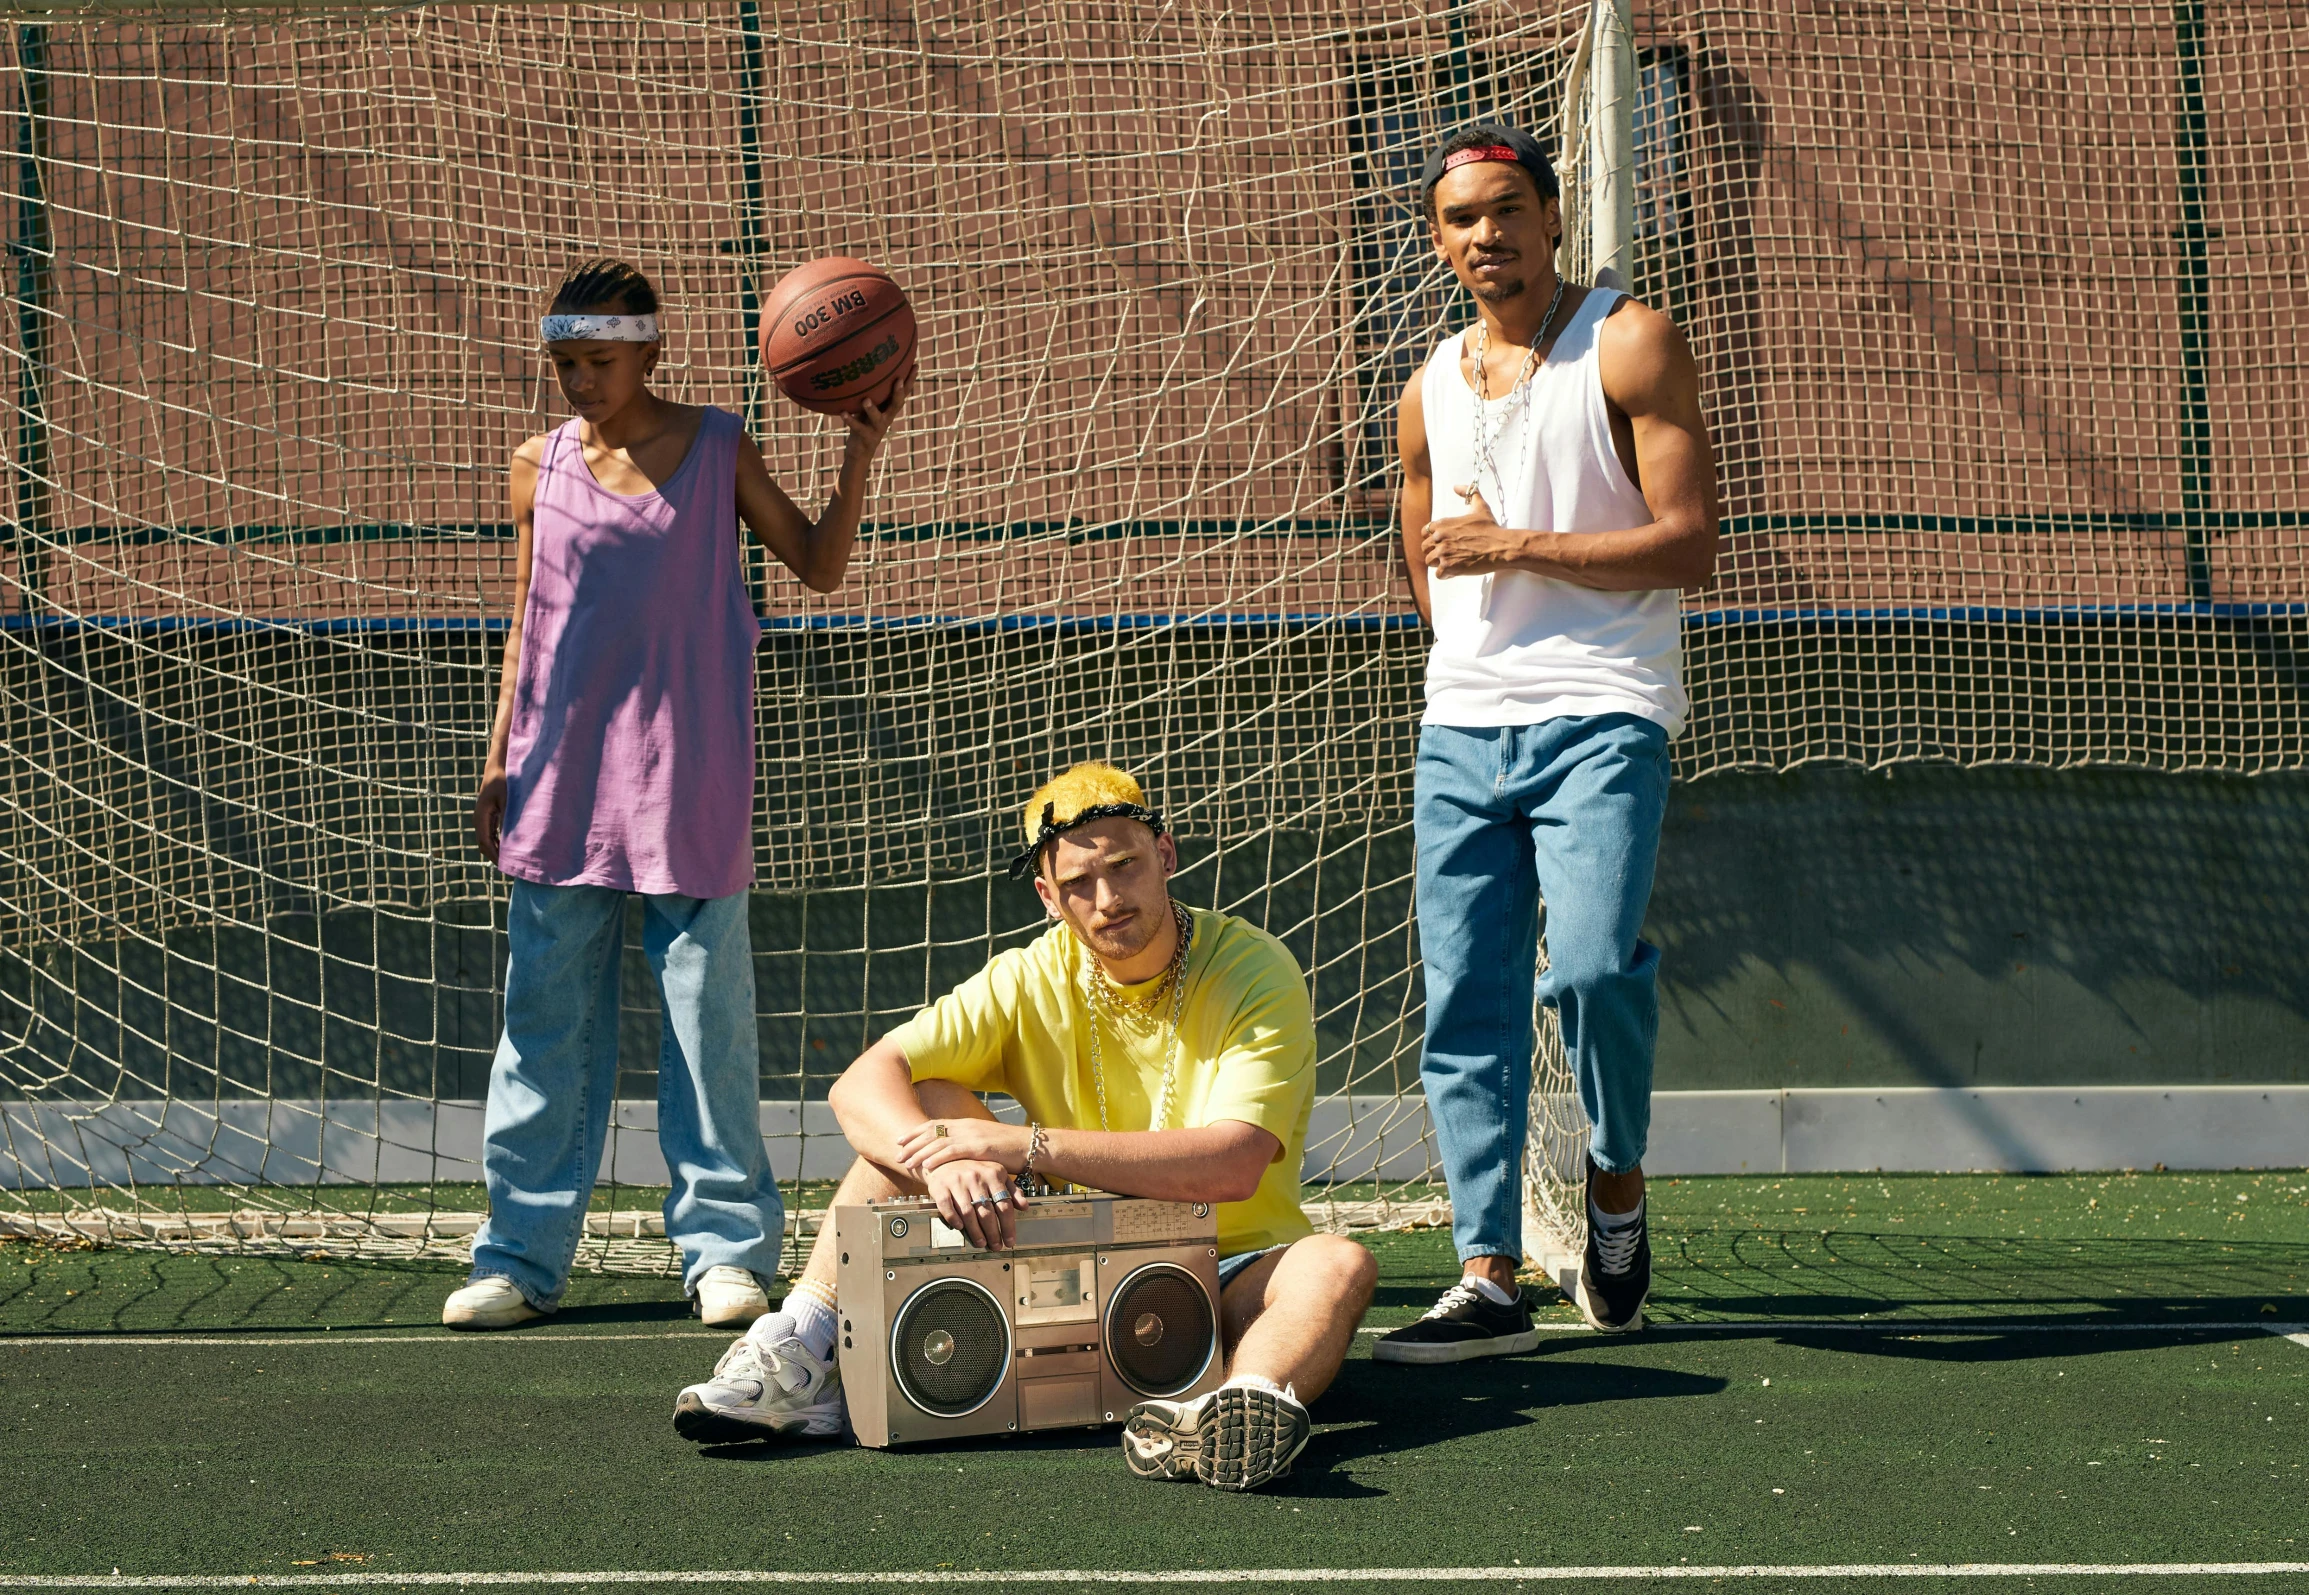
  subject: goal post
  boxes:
[1517,0,1636,1298]
[1588,0,1637,294]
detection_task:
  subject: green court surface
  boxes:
[3,1172,2305,1594]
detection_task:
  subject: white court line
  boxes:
[1355,1321,2309,1337]
[2,1564,2307,1586]
[0,1331,731,1349]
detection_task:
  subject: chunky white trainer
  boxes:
[1120,1391,1213,1481]
[441,1276,541,1331]
[672,1322,844,1444]
[1124,1383,1311,1491]
[693,1265,770,1329]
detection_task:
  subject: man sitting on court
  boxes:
[672,762,1376,1492]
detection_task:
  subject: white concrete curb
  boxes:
[4,1086,2302,1188]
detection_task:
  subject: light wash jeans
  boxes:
[468,880,783,1308]
[1414,713,1671,1264]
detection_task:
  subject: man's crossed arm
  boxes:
[1401,297,1719,624]
[828,1037,1280,1248]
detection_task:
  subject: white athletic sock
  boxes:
[1588,1195,1645,1277]
[1462,1274,1518,1308]
[1220,1372,1298,1404]
[757,1279,839,1364]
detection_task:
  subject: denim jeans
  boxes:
[1414,713,1671,1264]
[469,881,783,1308]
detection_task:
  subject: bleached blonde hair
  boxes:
[1020,761,1149,845]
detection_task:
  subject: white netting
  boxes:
[3,1,2305,1274]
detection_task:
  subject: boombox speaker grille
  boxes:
[1104,1261,1216,1398]
[891,1278,1010,1418]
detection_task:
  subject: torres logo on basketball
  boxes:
[810,334,901,393]
[763,256,916,414]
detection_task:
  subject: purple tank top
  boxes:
[496,406,760,898]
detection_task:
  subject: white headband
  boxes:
[540,312,660,343]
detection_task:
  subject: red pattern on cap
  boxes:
[1443,145,1520,171]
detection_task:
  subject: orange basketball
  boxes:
[761,257,916,415]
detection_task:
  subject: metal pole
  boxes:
[2173,0,2214,605]
[1588,0,1635,291]
[734,0,772,609]
[11,22,49,615]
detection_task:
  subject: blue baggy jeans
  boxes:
[468,880,784,1308]
[1414,713,1671,1264]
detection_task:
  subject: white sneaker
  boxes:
[1125,1383,1311,1491]
[442,1277,542,1331]
[1120,1391,1213,1481]
[672,1322,844,1444]
[693,1265,770,1329]
[1198,1382,1312,1491]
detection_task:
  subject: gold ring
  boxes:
[933,1122,949,1138]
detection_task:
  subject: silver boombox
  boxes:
[834,1192,1225,1448]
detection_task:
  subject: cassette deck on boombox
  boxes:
[834,1192,1225,1448]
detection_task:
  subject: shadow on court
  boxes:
[0,1241,692,1335]
[1751,1324,2289,1365]
[1646,1227,2309,1326]
[1276,1355,1729,1499]
[682,1356,1732,1501]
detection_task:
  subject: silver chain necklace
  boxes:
[1083,901,1195,1133]
[1464,274,1569,513]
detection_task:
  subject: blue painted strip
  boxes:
[0,612,1424,636]
[29,509,2308,548]
[27,516,1397,548]
[7,603,2307,636]
[1685,601,2309,625]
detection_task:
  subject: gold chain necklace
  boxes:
[1084,902,1195,1132]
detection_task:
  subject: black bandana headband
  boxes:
[1007,801,1168,879]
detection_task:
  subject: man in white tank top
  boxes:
[1370,125,1719,1360]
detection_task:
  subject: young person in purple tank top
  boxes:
[445,260,911,1331]
[1371,126,1720,1362]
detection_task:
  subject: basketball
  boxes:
[761,256,916,415]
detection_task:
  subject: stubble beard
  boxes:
[1073,898,1167,966]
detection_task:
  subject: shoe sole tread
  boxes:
[1120,1407,1200,1482]
[1195,1388,1309,1493]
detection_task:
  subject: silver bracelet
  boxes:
[1021,1121,1047,1187]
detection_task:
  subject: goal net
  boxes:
[3,1,2303,1279]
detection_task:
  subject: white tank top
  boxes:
[1417,287,1687,735]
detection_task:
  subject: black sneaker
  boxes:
[1576,1171,1650,1333]
[1371,1280,1541,1364]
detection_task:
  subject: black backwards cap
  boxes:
[1419,123,1559,204]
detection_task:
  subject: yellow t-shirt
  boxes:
[886,907,1315,1258]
